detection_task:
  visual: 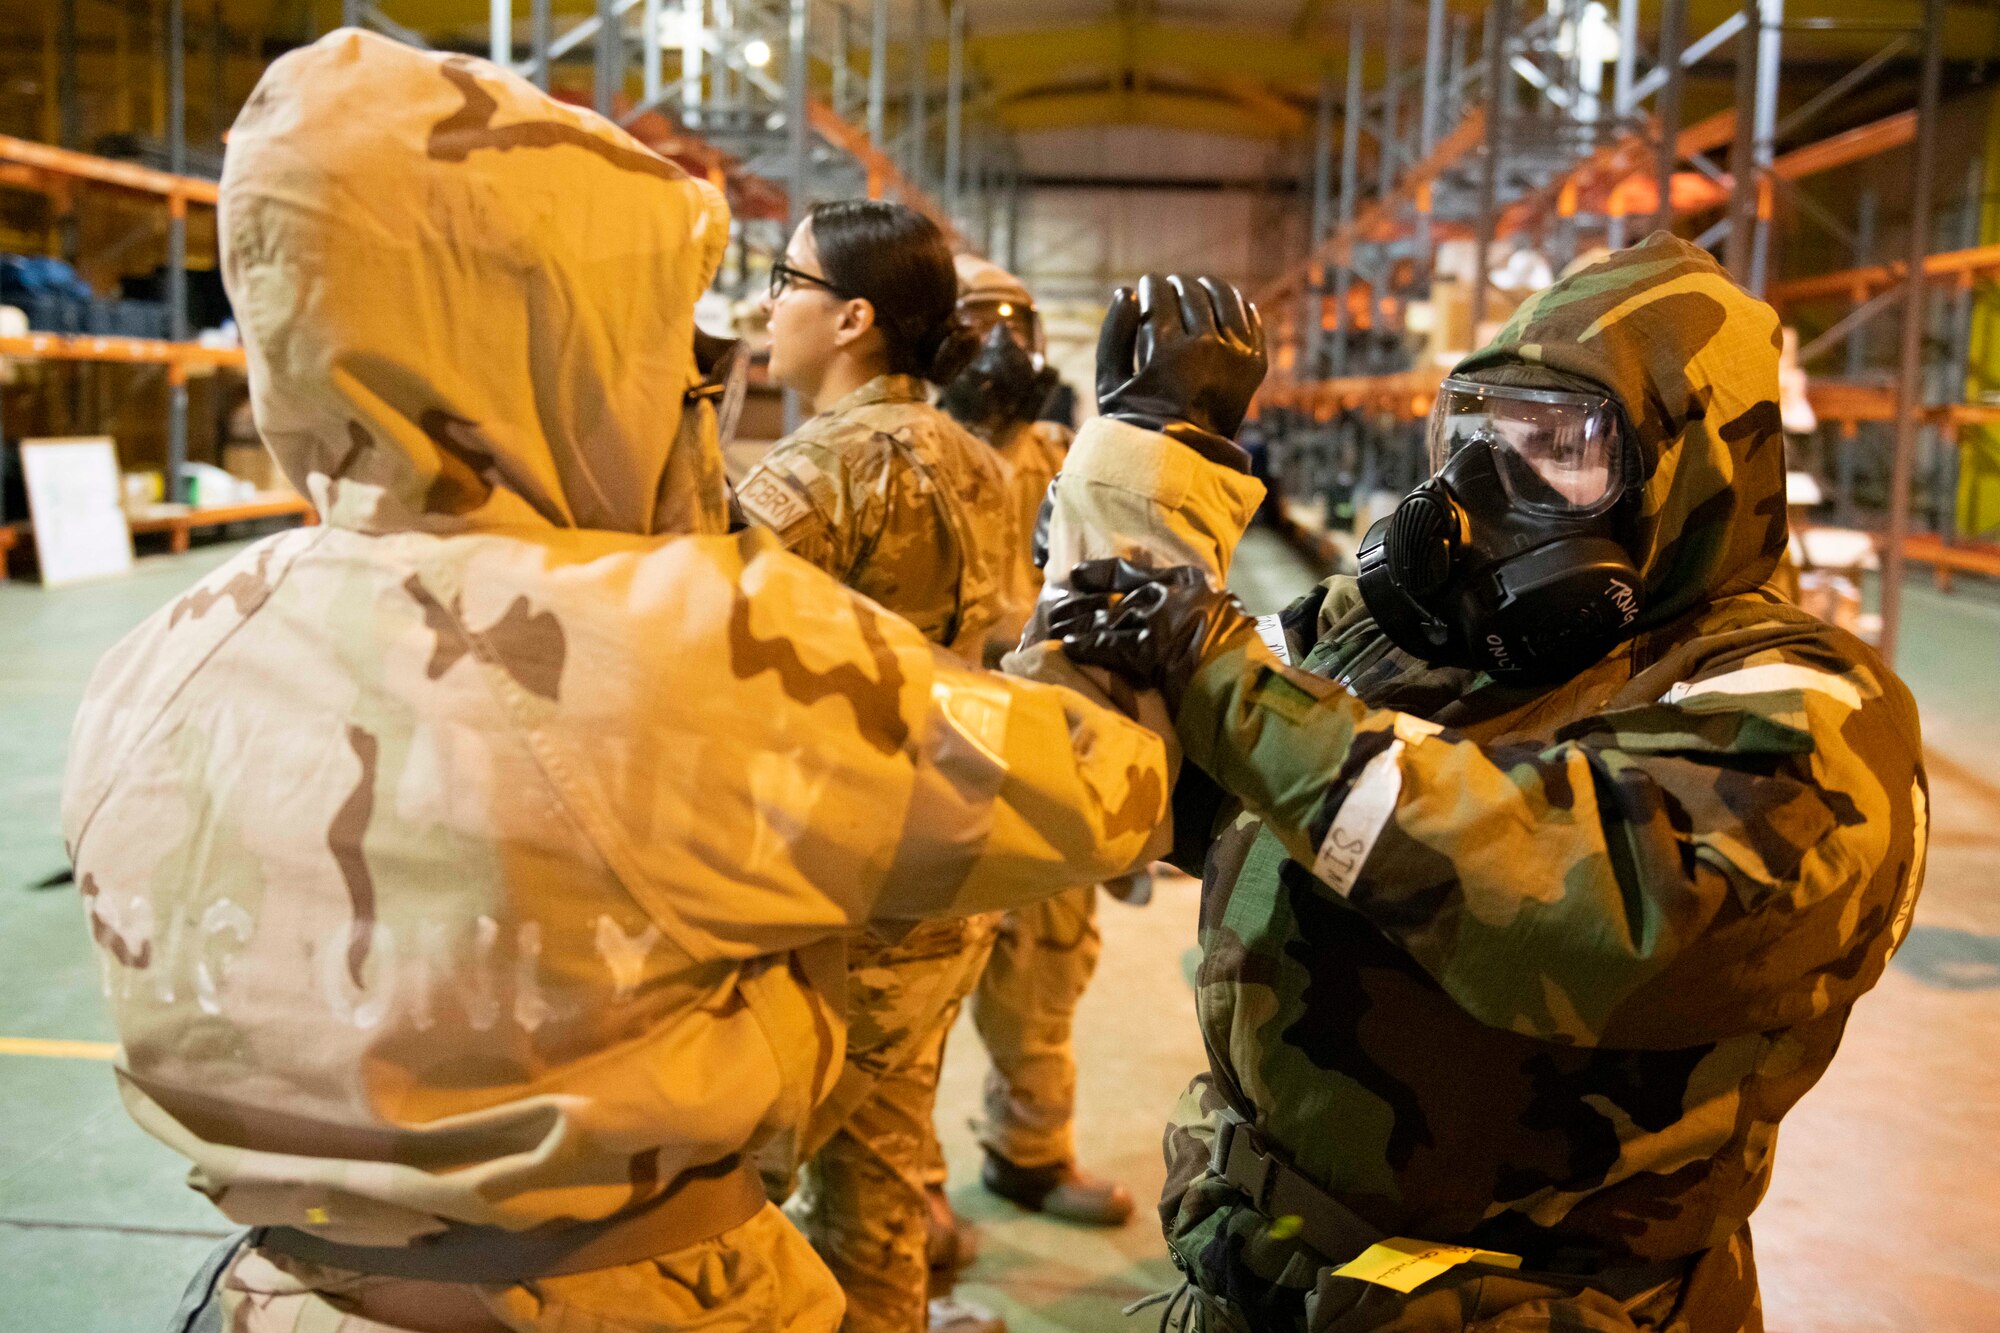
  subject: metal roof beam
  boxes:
[996,87,1298,140]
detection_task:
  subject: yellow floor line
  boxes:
[0,1037,119,1061]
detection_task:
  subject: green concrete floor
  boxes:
[2,530,1997,1331]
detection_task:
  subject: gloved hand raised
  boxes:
[1050,558,1260,714]
[1096,274,1267,471]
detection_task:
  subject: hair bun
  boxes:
[806,200,958,382]
[923,314,978,387]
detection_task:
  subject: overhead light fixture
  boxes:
[743,37,772,68]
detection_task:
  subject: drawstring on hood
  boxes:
[221,29,732,538]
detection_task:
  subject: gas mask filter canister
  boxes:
[1356,376,1644,680]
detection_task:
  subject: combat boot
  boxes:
[980,1150,1134,1227]
[925,1183,981,1271]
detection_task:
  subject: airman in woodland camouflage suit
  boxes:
[736,376,1021,1331]
[63,32,1197,1333]
[1051,237,1929,1332]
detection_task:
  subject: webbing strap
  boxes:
[257,1155,763,1285]
[1208,1107,1687,1303]
[1210,1106,1382,1265]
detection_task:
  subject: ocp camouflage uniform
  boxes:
[736,375,1010,660]
[981,417,1073,665]
[1134,237,1928,1331]
[736,379,1020,1332]
[62,32,1183,1333]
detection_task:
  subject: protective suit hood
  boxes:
[221,29,732,537]
[954,253,1034,308]
[1452,233,1788,632]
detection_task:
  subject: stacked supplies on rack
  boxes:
[0,255,171,338]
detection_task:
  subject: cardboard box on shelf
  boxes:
[1421,280,1474,365]
[222,442,282,493]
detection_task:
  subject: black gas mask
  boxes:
[940,322,1056,435]
[1356,376,1644,681]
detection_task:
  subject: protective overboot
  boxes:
[928,1295,1007,1333]
[925,1183,981,1272]
[979,1151,1135,1227]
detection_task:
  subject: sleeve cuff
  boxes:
[1065,417,1267,516]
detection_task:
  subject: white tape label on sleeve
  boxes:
[1661,662,1862,711]
[1311,738,1406,896]
[1254,614,1292,666]
[1391,711,1444,743]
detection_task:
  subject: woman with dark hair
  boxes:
[742,200,1006,653]
[736,200,1016,1333]
[767,199,961,388]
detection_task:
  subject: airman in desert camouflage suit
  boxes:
[1049,237,1929,1332]
[981,413,1072,655]
[931,255,1135,1232]
[62,31,1205,1333]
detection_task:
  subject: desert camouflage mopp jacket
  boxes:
[60,29,1173,1265]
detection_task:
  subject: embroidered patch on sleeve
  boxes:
[736,470,816,534]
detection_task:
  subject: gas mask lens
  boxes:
[1426,378,1625,514]
[959,299,1043,367]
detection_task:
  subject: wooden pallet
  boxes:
[1896,532,2000,591]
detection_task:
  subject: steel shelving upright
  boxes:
[0,0,220,513]
[1254,0,1981,666]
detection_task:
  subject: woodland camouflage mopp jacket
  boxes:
[1153,237,1928,1331]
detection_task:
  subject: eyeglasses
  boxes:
[769,261,850,301]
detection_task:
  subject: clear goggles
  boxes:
[1426,377,1628,515]
[958,296,1043,362]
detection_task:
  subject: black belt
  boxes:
[257,1154,764,1285]
[1208,1107,1687,1304]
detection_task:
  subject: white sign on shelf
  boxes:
[21,437,135,587]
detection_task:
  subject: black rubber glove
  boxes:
[1030,480,1056,571]
[1278,583,1330,664]
[940,323,1055,436]
[1051,558,1260,714]
[1096,274,1268,472]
